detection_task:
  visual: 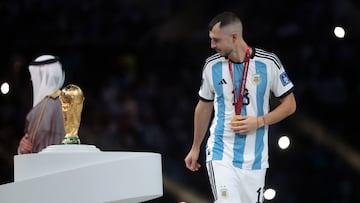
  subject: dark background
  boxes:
[0,0,359,202]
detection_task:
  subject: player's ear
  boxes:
[231,32,238,42]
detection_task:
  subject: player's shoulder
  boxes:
[205,53,222,62]
[203,53,224,68]
[253,47,282,69]
[254,47,277,57]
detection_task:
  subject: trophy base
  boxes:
[62,136,80,144]
[39,144,101,153]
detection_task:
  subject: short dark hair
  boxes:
[208,12,241,31]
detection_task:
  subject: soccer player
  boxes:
[184,11,296,203]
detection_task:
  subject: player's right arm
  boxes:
[185,100,213,171]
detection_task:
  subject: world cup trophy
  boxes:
[60,84,85,144]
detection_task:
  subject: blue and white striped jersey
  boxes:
[199,47,294,170]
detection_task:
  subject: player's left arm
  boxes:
[262,56,297,127]
[231,92,296,133]
[260,92,296,127]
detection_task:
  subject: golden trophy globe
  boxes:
[60,84,85,144]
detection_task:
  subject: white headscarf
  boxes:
[29,55,65,107]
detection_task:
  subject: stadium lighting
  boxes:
[278,135,290,150]
[264,188,276,200]
[1,82,10,95]
[334,26,345,39]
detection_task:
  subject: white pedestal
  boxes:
[0,144,163,203]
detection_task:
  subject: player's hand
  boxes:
[230,115,258,134]
[19,133,33,154]
[184,148,201,171]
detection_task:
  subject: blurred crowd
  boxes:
[0,0,359,202]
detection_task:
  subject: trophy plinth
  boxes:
[60,84,84,145]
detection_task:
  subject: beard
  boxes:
[216,46,232,58]
[216,49,230,58]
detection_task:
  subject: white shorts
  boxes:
[206,160,266,203]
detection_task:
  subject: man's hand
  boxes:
[184,148,201,171]
[19,133,33,154]
[230,115,258,134]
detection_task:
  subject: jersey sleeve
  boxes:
[270,58,294,98]
[198,61,214,101]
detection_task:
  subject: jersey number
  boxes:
[256,187,264,203]
[243,88,250,105]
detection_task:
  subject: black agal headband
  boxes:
[29,56,59,65]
